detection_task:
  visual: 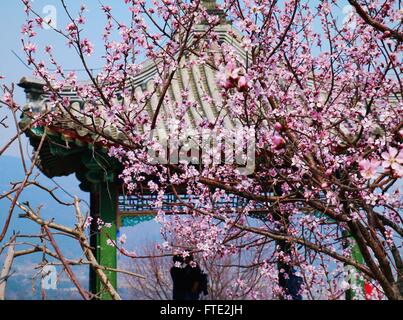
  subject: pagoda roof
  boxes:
[18,11,250,180]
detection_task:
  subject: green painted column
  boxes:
[92,182,118,300]
[345,241,366,300]
[79,149,120,299]
[341,228,366,300]
[99,182,118,299]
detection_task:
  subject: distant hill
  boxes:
[0,155,88,299]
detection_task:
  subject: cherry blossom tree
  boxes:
[1,0,402,300]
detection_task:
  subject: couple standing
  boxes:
[170,253,206,300]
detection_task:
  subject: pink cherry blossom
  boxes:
[216,60,244,90]
[381,147,403,171]
[274,122,283,132]
[118,234,127,244]
[66,22,76,32]
[358,159,380,179]
[23,42,36,53]
[237,76,248,91]
[271,135,285,150]
[84,216,93,229]
[2,92,12,105]
[80,39,94,56]
[76,16,86,25]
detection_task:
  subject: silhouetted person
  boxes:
[170,254,186,300]
[182,254,201,300]
[278,266,303,300]
[170,253,203,300]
